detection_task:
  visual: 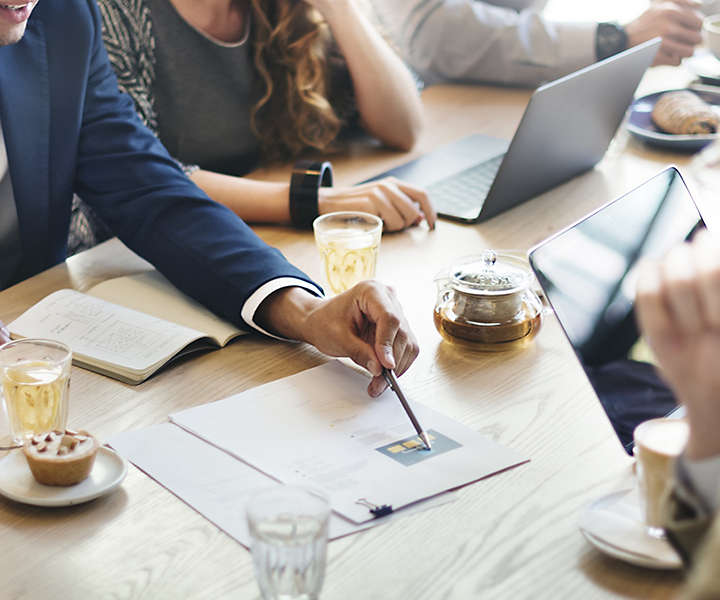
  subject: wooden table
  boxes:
[0,70,700,598]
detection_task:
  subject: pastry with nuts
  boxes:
[23,430,99,486]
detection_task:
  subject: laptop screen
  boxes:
[528,168,703,453]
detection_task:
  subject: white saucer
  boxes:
[579,488,682,570]
[0,446,128,507]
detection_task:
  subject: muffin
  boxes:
[23,430,99,486]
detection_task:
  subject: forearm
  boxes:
[319,0,423,151]
[377,0,596,87]
[190,169,291,224]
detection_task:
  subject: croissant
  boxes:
[651,91,719,135]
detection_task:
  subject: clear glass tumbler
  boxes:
[247,486,330,600]
[313,211,382,295]
[0,338,72,442]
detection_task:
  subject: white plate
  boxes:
[0,446,128,507]
[579,489,682,570]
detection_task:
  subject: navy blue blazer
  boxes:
[0,0,319,328]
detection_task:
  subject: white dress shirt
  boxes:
[372,0,597,87]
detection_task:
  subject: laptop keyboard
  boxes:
[427,154,505,219]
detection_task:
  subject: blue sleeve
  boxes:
[73,0,319,329]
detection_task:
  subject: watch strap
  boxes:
[289,160,334,229]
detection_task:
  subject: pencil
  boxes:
[382,368,432,451]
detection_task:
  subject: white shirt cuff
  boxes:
[240,277,323,340]
[681,454,720,513]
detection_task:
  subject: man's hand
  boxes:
[625,1,703,66]
[636,230,720,459]
[255,281,419,397]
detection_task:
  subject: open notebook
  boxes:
[9,270,246,384]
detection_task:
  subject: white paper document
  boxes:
[170,361,528,523]
[109,422,456,547]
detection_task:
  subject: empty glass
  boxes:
[247,486,330,600]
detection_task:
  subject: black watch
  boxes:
[595,22,628,62]
[289,160,334,229]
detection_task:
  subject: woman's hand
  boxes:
[319,178,436,231]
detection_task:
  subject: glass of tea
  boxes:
[313,212,383,294]
[0,338,72,442]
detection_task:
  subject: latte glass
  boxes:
[633,418,689,538]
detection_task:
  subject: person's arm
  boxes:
[372,0,703,87]
[306,0,423,151]
[373,0,596,87]
[190,170,436,231]
[635,230,720,565]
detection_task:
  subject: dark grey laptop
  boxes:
[367,39,660,224]
[528,167,701,454]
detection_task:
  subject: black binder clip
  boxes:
[356,498,393,518]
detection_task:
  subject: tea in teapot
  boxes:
[433,250,543,351]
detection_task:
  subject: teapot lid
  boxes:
[451,250,530,296]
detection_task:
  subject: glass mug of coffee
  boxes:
[0,338,72,442]
[633,418,689,538]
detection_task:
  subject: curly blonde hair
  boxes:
[249,1,353,161]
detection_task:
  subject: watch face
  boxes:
[597,23,628,60]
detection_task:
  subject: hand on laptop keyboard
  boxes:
[319,177,436,231]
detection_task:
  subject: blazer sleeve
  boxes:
[371,0,596,87]
[74,0,321,330]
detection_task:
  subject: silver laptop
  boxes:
[366,39,660,224]
[528,167,701,454]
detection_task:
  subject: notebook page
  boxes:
[88,270,244,346]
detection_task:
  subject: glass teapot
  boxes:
[433,250,543,351]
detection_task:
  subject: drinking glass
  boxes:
[0,339,72,442]
[633,418,689,539]
[313,212,382,294]
[247,486,330,600]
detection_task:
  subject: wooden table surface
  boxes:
[0,67,703,599]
